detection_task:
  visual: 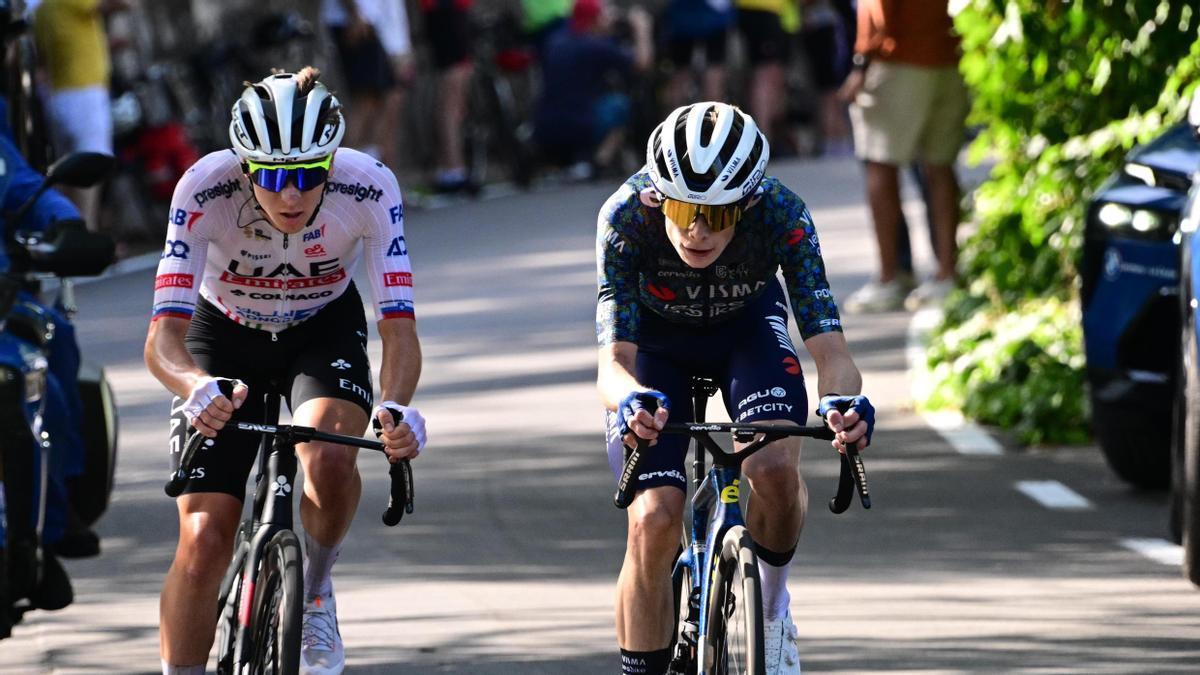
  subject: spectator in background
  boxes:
[735,0,788,147]
[838,0,968,313]
[533,0,653,179]
[323,0,415,171]
[661,0,734,109]
[420,0,475,193]
[522,0,572,57]
[799,0,854,157]
[32,0,126,231]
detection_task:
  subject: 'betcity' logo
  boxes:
[326,181,382,202]
[193,178,242,206]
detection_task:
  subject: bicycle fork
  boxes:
[231,438,298,670]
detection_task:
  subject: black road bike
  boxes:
[165,384,414,674]
[614,377,871,675]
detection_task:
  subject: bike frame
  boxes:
[228,392,294,669]
[166,387,413,673]
[677,382,781,673]
[614,378,870,674]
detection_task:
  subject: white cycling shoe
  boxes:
[300,593,345,675]
[763,610,801,675]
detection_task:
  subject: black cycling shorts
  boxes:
[737,10,788,66]
[605,280,810,494]
[167,283,374,500]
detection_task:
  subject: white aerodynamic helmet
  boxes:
[646,102,770,205]
[229,71,344,164]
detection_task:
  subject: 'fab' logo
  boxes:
[303,224,326,242]
[386,236,407,257]
[163,240,190,259]
[171,209,204,230]
[389,204,403,224]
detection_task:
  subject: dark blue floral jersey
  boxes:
[596,171,842,345]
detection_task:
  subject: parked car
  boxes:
[1172,96,1200,588]
[1081,112,1200,490]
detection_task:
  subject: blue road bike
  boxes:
[614,377,870,675]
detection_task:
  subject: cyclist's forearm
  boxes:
[805,331,863,396]
[378,318,421,404]
[144,316,209,399]
[597,341,644,410]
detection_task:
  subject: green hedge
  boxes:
[923,1,1200,444]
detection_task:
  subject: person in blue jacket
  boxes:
[0,94,95,610]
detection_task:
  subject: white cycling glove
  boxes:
[175,377,244,423]
[372,401,427,452]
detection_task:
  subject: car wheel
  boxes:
[1183,323,1200,587]
[1092,393,1172,490]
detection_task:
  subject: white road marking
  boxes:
[1121,538,1184,566]
[1015,480,1093,510]
[922,410,1004,455]
[907,307,1003,455]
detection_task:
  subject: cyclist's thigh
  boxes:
[722,281,809,428]
[170,302,274,502]
[604,345,695,494]
[285,285,374,419]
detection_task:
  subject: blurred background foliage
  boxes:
[925,0,1200,444]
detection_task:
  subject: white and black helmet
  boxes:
[646,102,770,205]
[229,71,344,164]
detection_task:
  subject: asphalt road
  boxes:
[4,156,1199,673]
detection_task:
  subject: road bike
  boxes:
[614,377,870,675]
[165,385,414,674]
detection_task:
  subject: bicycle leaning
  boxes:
[613,377,871,675]
[164,381,414,674]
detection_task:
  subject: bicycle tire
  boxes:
[248,530,303,675]
[703,526,765,675]
[215,530,250,675]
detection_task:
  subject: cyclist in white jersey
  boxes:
[145,67,424,675]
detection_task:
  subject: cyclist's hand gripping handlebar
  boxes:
[613,393,667,510]
[373,407,415,526]
[164,379,238,497]
[818,396,872,513]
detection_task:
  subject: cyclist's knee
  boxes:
[176,523,236,584]
[743,445,801,500]
[627,488,684,559]
[302,442,359,484]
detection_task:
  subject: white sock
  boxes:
[303,530,342,599]
[162,661,205,675]
[758,557,792,621]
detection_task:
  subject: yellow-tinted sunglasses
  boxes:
[661,197,744,233]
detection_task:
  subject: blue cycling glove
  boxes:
[618,390,672,438]
[817,394,875,446]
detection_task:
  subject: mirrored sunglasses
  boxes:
[246,156,332,193]
[660,197,744,233]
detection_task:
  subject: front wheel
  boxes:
[703,526,765,675]
[249,530,303,675]
[215,526,251,675]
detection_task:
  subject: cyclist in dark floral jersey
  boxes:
[596,101,876,675]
